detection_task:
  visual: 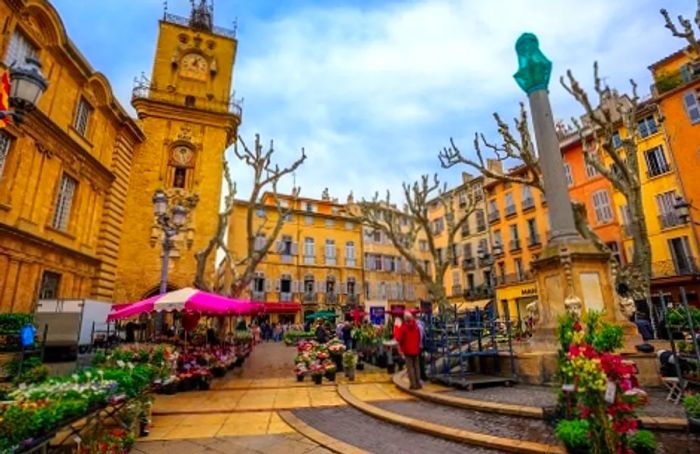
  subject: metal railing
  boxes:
[462,258,476,270]
[488,210,500,223]
[303,256,315,265]
[132,84,243,116]
[325,256,337,266]
[652,258,699,278]
[509,239,521,251]
[280,292,293,302]
[303,292,316,304]
[451,285,462,297]
[527,234,541,248]
[346,294,359,305]
[464,285,494,300]
[658,213,687,230]
[163,13,237,39]
[521,198,535,211]
[505,205,517,217]
[281,255,294,264]
[325,293,338,305]
[476,222,487,232]
[252,291,265,300]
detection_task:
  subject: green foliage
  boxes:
[667,306,700,328]
[283,330,314,345]
[555,419,590,450]
[683,393,700,418]
[629,429,657,454]
[0,313,33,332]
[557,313,575,354]
[342,351,358,368]
[591,323,624,353]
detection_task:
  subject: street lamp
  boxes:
[674,196,699,225]
[152,189,188,296]
[0,57,49,124]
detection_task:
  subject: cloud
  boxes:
[50,0,694,203]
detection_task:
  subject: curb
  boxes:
[391,373,688,432]
[338,384,566,454]
[278,410,371,454]
[392,372,543,418]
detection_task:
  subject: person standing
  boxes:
[397,312,422,390]
[413,310,428,381]
[315,321,329,344]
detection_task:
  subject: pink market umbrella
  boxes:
[107,288,261,321]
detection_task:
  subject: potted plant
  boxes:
[683,393,700,433]
[343,351,358,381]
[628,430,657,454]
[554,420,590,454]
[323,361,337,381]
[294,364,307,382]
[309,363,325,385]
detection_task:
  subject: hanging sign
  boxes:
[369,306,385,326]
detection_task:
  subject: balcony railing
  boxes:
[281,254,294,264]
[451,285,463,297]
[325,293,338,305]
[163,12,238,39]
[659,213,687,230]
[503,271,533,284]
[488,210,500,223]
[622,224,633,238]
[509,239,521,251]
[325,256,337,266]
[345,258,357,267]
[464,285,495,301]
[462,257,476,270]
[304,255,315,265]
[252,291,265,300]
[652,257,700,278]
[132,83,243,116]
[522,198,535,211]
[303,292,316,304]
[346,294,359,305]
[505,205,517,217]
[478,257,492,268]
[280,292,293,302]
[527,234,542,248]
[476,222,487,232]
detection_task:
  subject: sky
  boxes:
[50,0,696,203]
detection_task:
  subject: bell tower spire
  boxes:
[189,0,213,32]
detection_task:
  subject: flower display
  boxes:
[309,363,325,377]
[327,339,346,355]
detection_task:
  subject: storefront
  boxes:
[495,281,538,330]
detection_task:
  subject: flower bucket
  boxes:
[325,371,336,381]
[296,374,304,382]
[312,374,322,385]
[345,367,355,381]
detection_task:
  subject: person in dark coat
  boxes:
[315,322,329,343]
[397,312,422,390]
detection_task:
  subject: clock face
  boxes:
[172,146,193,166]
[180,53,209,80]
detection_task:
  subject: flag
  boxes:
[0,69,10,128]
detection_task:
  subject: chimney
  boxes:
[461,172,474,183]
[486,159,503,174]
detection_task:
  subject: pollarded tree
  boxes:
[349,174,478,313]
[661,1,700,63]
[193,134,306,295]
[439,64,652,302]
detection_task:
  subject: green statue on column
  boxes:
[514,33,552,95]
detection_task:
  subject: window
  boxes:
[432,217,445,234]
[184,95,195,107]
[324,239,336,265]
[463,242,473,258]
[304,275,315,294]
[493,230,503,249]
[591,190,613,224]
[606,242,622,264]
[584,152,599,178]
[304,202,315,212]
[173,168,187,188]
[475,210,485,231]
[253,273,265,293]
[619,205,632,227]
[3,29,37,66]
[656,190,683,229]
[325,218,335,227]
[668,236,695,275]
[644,146,670,177]
[326,277,336,294]
[477,239,488,256]
[253,234,266,251]
[637,115,658,138]
[509,224,520,250]
[374,254,383,271]
[345,221,354,230]
[304,216,313,225]
[514,258,524,281]
[304,238,314,264]
[372,230,382,243]
[611,132,622,149]
[38,271,61,299]
[347,277,356,295]
[467,273,475,290]
[280,235,293,255]
[683,90,700,124]
[419,240,428,252]
[345,241,356,266]
[52,174,77,231]
[280,276,292,299]
[458,191,467,207]
[504,192,516,215]
[527,218,539,245]
[74,98,93,137]
[0,131,11,181]
[563,163,574,186]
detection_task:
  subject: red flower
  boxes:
[612,418,637,434]
[573,321,583,332]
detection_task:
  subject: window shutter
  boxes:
[274,279,281,292]
[683,92,700,123]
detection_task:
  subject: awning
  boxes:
[455,299,492,312]
[262,302,301,314]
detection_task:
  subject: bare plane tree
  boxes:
[661,1,700,62]
[439,65,651,301]
[193,134,306,295]
[349,174,477,313]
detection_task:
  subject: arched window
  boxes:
[168,144,194,189]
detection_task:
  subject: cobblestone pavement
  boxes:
[134,433,332,454]
[293,406,504,453]
[372,399,558,445]
[445,383,686,418]
[655,431,700,453]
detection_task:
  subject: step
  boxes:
[338,384,566,454]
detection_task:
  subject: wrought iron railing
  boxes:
[509,239,521,251]
[476,222,487,232]
[451,285,462,297]
[163,13,237,39]
[652,258,699,278]
[505,205,517,217]
[464,285,494,300]
[658,213,687,230]
[325,293,338,305]
[303,292,316,304]
[280,292,293,302]
[527,234,541,248]
[488,210,500,223]
[132,83,243,116]
[252,291,265,300]
[462,257,476,270]
[522,198,535,211]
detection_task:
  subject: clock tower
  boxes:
[115,1,241,302]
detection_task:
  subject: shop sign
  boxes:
[521,287,537,296]
[369,306,385,325]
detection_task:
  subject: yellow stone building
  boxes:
[428,173,491,310]
[227,192,364,321]
[114,4,241,302]
[0,0,143,312]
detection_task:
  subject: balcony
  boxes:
[325,293,338,305]
[476,222,487,232]
[659,213,687,230]
[464,285,494,301]
[451,285,463,297]
[346,294,359,305]
[503,271,533,284]
[345,258,357,267]
[493,245,505,257]
[652,258,699,278]
[509,239,521,252]
[304,255,315,265]
[653,64,700,95]
[252,291,265,301]
[281,254,294,264]
[462,257,476,270]
[477,257,492,268]
[522,198,535,212]
[132,83,242,116]
[488,210,500,223]
[527,234,542,248]
[280,292,293,302]
[303,292,316,304]
[505,205,517,218]
[461,225,470,237]
[325,256,337,266]
[163,12,237,38]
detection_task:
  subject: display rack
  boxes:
[659,287,700,389]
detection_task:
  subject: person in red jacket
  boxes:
[396,312,422,390]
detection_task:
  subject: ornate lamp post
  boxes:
[0,57,49,123]
[674,196,700,226]
[153,189,188,296]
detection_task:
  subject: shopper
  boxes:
[397,312,422,390]
[315,321,329,343]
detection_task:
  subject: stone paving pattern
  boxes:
[134,433,333,454]
[372,399,558,445]
[293,406,504,454]
[446,383,686,418]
